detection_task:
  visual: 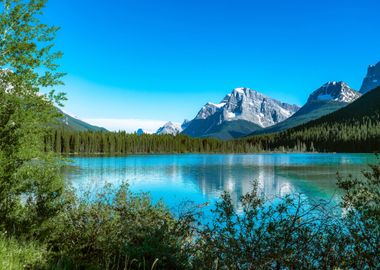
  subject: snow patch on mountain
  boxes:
[307,81,361,103]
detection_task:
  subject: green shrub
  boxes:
[193,183,344,269]
[336,159,380,269]
[46,184,195,270]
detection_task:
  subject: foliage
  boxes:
[193,184,343,269]
[0,0,65,92]
[0,0,66,238]
[45,184,196,270]
[336,158,380,269]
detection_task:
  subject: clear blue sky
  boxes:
[44,0,380,132]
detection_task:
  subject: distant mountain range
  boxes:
[182,88,300,139]
[243,85,380,152]
[250,81,361,135]
[177,61,379,139]
[60,60,380,139]
[133,120,190,135]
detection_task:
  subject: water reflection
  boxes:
[64,154,375,209]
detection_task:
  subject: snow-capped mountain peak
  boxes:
[156,121,182,135]
[307,81,361,103]
[192,87,300,128]
[233,87,246,94]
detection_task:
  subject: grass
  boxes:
[0,232,46,270]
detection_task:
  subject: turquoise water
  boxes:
[64,153,376,210]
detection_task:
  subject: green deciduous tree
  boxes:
[0,0,66,237]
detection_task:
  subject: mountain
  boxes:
[57,109,107,132]
[156,120,192,135]
[250,81,361,135]
[360,61,380,94]
[182,87,300,140]
[245,86,380,152]
[156,121,182,135]
[304,86,380,124]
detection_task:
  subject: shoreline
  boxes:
[62,151,377,158]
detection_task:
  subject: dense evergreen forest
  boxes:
[45,130,263,154]
[47,117,379,155]
[48,87,380,154]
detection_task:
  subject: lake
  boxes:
[64,153,376,212]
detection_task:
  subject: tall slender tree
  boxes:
[0,0,66,237]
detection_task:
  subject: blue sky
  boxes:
[44,0,380,132]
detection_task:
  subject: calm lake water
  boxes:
[64,154,376,211]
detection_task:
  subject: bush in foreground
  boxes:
[45,184,195,269]
[193,191,341,269]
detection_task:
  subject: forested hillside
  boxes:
[250,81,361,136]
[244,86,380,152]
